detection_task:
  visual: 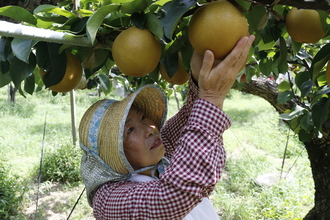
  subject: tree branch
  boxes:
[234,77,295,114]
[0,21,97,47]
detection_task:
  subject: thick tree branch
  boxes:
[233,78,295,114]
[236,78,330,138]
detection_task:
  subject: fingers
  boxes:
[199,50,214,80]
[219,35,255,72]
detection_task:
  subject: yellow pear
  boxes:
[188,0,249,60]
[112,27,161,77]
[286,8,325,43]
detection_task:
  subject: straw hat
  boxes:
[79,84,167,205]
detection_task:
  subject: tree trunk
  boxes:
[238,78,330,219]
[8,83,16,103]
[303,138,330,220]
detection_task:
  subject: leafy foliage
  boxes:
[0,162,27,219]
[36,144,82,183]
[1,0,330,141]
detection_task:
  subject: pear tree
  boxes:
[0,0,330,218]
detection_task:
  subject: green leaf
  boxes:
[273,37,288,70]
[0,72,11,88]
[18,85,27,98]
[295,71,311,93]
[258,58,272,76]
[299,79,313,98]
[0,6,37,25]
[160,52,179,78]
[9,53,36,88]
[245,5,267,34]
[235,0,251,11]
[149,67,160,82]
[11,38,38,64]
[180,27,194,72]
[160,0,196,40]
[85,49,110,76]
[164,38,183,56]
[0,60,10,74]
[98,73,112,94]
[298,111,313,132]
[150,0,171,6]
[315,86,330,97]
[35,42,66,88]
[291,38,302,56]
[257,39,275,51]
[34,5,77,18]
[33,67,44,88]
[277,80,291,92]
[131,12,146,29]
[120,0,153,14]
[289,114,300,132]
[0,38,12,61]
[279,105,305,120]
[81,0,98,5]
[298,129,313,142]
[145,12,163,39]
[277,90,294,104]
[312,97,330,130]
[310,43,330,81]
[103,11,130,27]
[277,37,288,74]
[86,4,120,44]
[318,10,329,35]
[76,9,94,17]
[24,74,35,95]
[70,17,89,34]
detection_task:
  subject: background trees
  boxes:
[0,0,330,218]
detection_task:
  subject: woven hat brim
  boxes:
[97,84,167,174]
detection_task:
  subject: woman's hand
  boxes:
[190,51,221,84]
[196,35,255,109]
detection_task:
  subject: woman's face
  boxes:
[123,106,165,170]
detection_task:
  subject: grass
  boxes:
[215,90,314,219]
[0,86,314,219]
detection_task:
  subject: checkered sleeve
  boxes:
[161,77,199,159]
[92,98,231,220]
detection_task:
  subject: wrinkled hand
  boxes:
[195,35,255,109]
[190,51,221,84]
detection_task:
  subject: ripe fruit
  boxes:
[240,74,246,82]
[326,60,330,86]
[112,26,161,77]
[286,8,325,43]
[40,52,83,93]
[188,0,249,60]
[160,53,189,85]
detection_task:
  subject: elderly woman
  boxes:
[79,35,255,220]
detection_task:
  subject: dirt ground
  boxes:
[21,182,94,220]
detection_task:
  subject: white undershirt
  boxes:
[128,174,220,220]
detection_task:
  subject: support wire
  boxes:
[35,112,47,220]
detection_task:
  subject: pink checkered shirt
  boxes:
[93,79,231,219]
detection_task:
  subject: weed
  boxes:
[0,162,27,219]
[34,143,82,183]
[0,101,35,118]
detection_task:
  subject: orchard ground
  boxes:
[0,85,314,219]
